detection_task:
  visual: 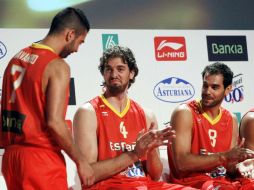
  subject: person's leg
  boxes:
[2,146,68,190]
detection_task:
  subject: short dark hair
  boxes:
[201,62,234,88]
[48,7,90,36]
[99,45,139,88]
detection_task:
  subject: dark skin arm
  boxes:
[43,59,94,186]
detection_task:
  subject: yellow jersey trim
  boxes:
[100,95,130,118]
[31,43,55,53]
[198,100,222,125]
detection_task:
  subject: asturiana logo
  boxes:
[153,77,195,103]
[0,41,7,59]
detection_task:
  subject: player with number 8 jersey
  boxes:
[167,62,254,190]
[168,99,233,184]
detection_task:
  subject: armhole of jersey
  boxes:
[90,97,100,136]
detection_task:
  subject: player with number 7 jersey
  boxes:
[0,43,65,149]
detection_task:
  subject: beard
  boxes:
[201,94,224,108]
[59,40,75,58]
[59,49,70,58]
[106,82,128,95]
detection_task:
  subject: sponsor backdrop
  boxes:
[0,29,253,189]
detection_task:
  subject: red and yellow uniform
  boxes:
[168,100,254,190]
[88,95,195,190]
[0,43,68,190]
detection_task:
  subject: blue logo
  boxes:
[0,41,7,59]
[153,77,195,103]
[224,73,244,104]
[102,34,119,51]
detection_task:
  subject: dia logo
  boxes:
[102,34,119,51]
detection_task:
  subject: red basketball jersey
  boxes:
[168,100,233,183]
[89,95,149,188]
[0,43,69,150]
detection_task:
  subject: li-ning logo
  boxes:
[154,37,187,61]
[102,34,119,51]
[207,36,248,61]
[0,41,7,59]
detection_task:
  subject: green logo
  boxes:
[233,112,241,124]
[102,34,119,51]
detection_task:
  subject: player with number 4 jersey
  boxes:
[74,45,196,189]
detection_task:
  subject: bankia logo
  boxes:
[207,36,248,61]
[0,41,7,59]
[154,37,187,61]
[102,34,119,51]
[153,77,195,103]
[224,73,244,103]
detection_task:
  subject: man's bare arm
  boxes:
[44,59,94,186]
[73,104,173,183]
[171,104,252,175]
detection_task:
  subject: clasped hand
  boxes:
[133,122,175,158]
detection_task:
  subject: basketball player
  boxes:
[237,110,254,179]
[167,62,254,189]
[73,45,196,189]
[0,7,94,190]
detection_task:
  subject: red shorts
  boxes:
[171,174,254,190]
[86,178,197,190]
[2,145,68,190]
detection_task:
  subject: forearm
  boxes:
[176,152,225,173]
[91,151,139,183]
[226,161,238,176]
[146,149,163,180]
[48,120,80,163]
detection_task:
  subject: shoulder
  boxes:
[48,58,70,71]
[222,107,237,121]
[44,58,70,79]
[172,103,192,117]
[75,102,96,116]
[74,102,97,124]
[170,103,193,126]
[242,111,254,121]
[241,111,254,127]
[239,111,254,140]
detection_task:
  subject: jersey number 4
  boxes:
[120,121,128,139]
